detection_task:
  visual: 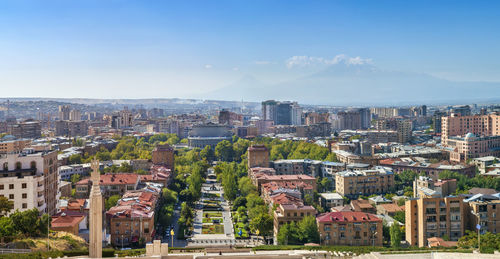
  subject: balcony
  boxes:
[427,224,437,230]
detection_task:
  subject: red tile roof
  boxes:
[316,211,381,223]
[77,173,139,186]
[51,213,85,228]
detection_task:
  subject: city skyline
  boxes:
[0,0,499,103]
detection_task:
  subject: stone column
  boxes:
[89,159,102,258]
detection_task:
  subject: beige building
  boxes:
[151,144,174,171]
[466,199,500,235]
[397,120,413,143]
[447,134,500,163]
[0,138,31,153]
[335,167,394,198]
[316,211,383,246]
[405,196,465,247]
[273,203,316,242]
[0,148,58,215]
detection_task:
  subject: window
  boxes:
[30,161,36,169]
[9,184,14,189]
[3,162,7,171]
[22,183,27,189]
[22,203,27,209]
[15,162,21,170]
[9,194,14,199]
[22,193,27,199]
[0,185,3,190]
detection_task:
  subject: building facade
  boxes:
[335,167,394,198]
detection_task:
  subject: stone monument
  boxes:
[89,159,102,258]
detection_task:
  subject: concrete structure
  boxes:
[8,120,41,139]
[405,196,465,247]
[413,176,457,198]
[89,159,103,258]
[261,100,301,126]
[58,163,92,181]
[187,123,232,148]
[145,240,168,257]
[316,211,383,246]
[247,145,269,169]
[0,138,31,153]
[55,120,88,137]
[464,194,500,234]
[58,105,71,120]
[335,167,394,198]
[76,173,139,198]
[471,156,498,174]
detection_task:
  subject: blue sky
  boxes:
[0,0,499,99]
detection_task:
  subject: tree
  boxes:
[200,146,215,161]
[10,208,39,237]
[215,140,233,161]
[238,177,256,197]
[118,162,133,173]
[277,222,301,245]
[68,154,83,165]
[393,211,405,224]
[232,197,247,211]
[0,196,14,217]
[249,213,273,236]
[105,195,121,210]
[246,193,264,210]
[0,216,14,238]
[70,174,81,185]
[298,216,320,243]
[390,223,402,248]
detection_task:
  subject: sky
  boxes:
[0,0,499,99]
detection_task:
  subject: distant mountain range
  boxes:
[203,63,500,106]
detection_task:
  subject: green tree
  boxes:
[249,213,273,236]
[0,196,14,217]
[298,216,320,243]
[105,195,121,210]
[393,211,405,224]
[215,140,234,161]
[200,146,215,161]
[70,174,81,185]
[0,216,14,238]
[277,222,301,245]
[10,208,39,237]
[232,197,247,211]
[118,162,133,173]
[390,223,402,248]
[238,176,256,197]
[68,154,83,165]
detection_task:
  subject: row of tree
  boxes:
[0,208,49,239]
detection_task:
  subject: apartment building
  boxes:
[413,176,457,198]
[464,195,500,234]
[441,114,500,146]
[316,211,383,246]
[8,120,42,139]
[75,173,139,198]
[55,120,88,137]
[247,145,270,169]
[0,148,58,215]
[0,138,31,153]
[151,144,174,171]
[405,196,465,247]
[447,134,500,163]
[107,185,161,246]
[273,203,316,242]
[335,167,394,198]
[380,157,475,180]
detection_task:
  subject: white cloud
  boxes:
[204,64,213,69]
[285,54,372,69]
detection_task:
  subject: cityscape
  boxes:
[0,1,500,259]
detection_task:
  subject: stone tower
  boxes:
[247,145,269,168]
[89,159,102,258]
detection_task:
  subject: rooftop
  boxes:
[317,211,381,223]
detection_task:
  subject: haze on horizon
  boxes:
[0,0,499,104]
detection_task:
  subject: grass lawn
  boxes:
[203,212,222,218]
[234,226,249,239]
[202,217,224,223]
[202,224,225,234]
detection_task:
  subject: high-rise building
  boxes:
[396,120,413,143]
[58,105,71,120]
[55,120,88,137]
[405,196,465,247]
[261,100,301,125]
[441,114,500,146]
[336,110,362,130]
[450,105,472,116]
[432,111,447,134]
[69,110,81,121]
[8,120,41,139]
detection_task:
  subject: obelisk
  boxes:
[89,159,102,258]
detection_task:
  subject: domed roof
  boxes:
[465,132,476,140]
